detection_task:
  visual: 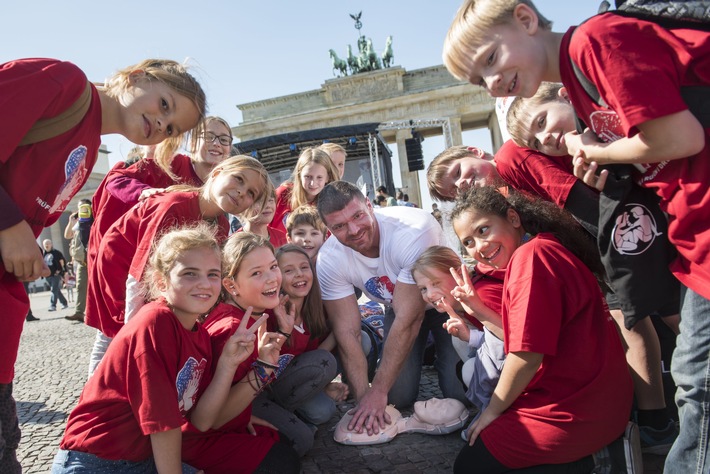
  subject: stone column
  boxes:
[449,116,463,147]
[489,113,504,152]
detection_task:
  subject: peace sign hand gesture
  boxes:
[449,263,483,316]
[220,306,268,370]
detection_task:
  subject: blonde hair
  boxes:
[143,222,221,301]
[443,0,552,82]
[412,246,463,282]
[318,142,347,160]
[223,232,274,281]
[506,82,564,148]
[103,59,207,180]
[168,155,273,220]
[290,147,340,210]
[427,146,480,202]
[275,244,328,342]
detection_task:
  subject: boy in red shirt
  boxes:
[443,1,710,471]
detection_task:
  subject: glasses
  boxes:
[202,132,232,146]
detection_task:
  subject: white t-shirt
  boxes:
[317,207,444,306]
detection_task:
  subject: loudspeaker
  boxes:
[405,138,424,172]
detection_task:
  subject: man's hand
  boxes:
[0,221,49,281]
[347,387,391,435]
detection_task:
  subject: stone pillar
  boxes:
[449,116,463,147]
[489,113,504,152]
[49,221,67,257]
[395,129,422,206]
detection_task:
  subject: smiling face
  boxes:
[288,223,325,261]
[277,251,313,300]
[322,198,380,258]
[227,246,282,313]
[329,150,346,179]
[440,156,501,200]
[210,168,262,215]
[525,99,576,156]
[159,246,222,327]
[120,73,201,146]
[197,120,232,168]
[452,208,523,269]
[300,162,329,201]
[464,8,548,98]
[412,267,462,313]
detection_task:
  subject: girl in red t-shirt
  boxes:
[449,186,632,473]
[54,224,256,474]
[0,57,207,474]
[250,245,348,457]
[183,232,300,474]
[271,147,339,234]
[90,115,234,257]
[85,156,272,376]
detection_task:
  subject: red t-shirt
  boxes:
[464,262,506,331]
[85,191,228,337]
[0,58,102,383]
[271,183,293,235]
[60,300,212,462]
[236,225,288,249]
[89,154,201,270]
[266,315,324,357]
[182,303,278,473]
[494,140,581,209]
[480,234,632,468]
[561,14,710,299]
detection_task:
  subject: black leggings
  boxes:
[454,437,594,474]
[254,441,301,474]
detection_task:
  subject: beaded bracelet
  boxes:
[254,358,279,370]
[276,329,292,339]
[252,363,276,387]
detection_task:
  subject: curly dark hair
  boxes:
[451,186,606,283]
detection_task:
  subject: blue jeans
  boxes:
[665,285,710,474]
[384,307,467,408]
[51,449,199,474]
[46,274,67,309]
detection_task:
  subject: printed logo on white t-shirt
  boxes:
[364,275,395,304]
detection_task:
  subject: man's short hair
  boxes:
[376,185,387,194]
[317,181,367,223]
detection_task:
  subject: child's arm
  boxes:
[211,328,286,429]
[317,332,337,352]
[190,313,266,431]
[566,110,705,164]
[0,221,49,281]
[150,428,183,474]
[466,351,543,446]
[449,264,504,340]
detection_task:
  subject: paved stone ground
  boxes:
[16,290,666,473]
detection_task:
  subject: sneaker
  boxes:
[61,305,69,310]
[25,314,39,322]
[48,307,56,312]
[593,422,643,474]
[65,312,84,322]
[639,420,678,455]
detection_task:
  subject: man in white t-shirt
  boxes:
[317,181,465,436]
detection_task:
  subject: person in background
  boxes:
[42,239,68,312]
[376,186,397,207]
[318,142,347,180]
[63,199,93,322]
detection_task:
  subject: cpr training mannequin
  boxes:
[334,398,468,445]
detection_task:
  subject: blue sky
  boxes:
[3,1,593,209]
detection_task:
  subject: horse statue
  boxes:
[346,44,360,75]
[366,38,382,71]
[329,49,348,77]
[381,35,394,68]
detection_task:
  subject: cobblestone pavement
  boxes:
[16,290,666,473]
